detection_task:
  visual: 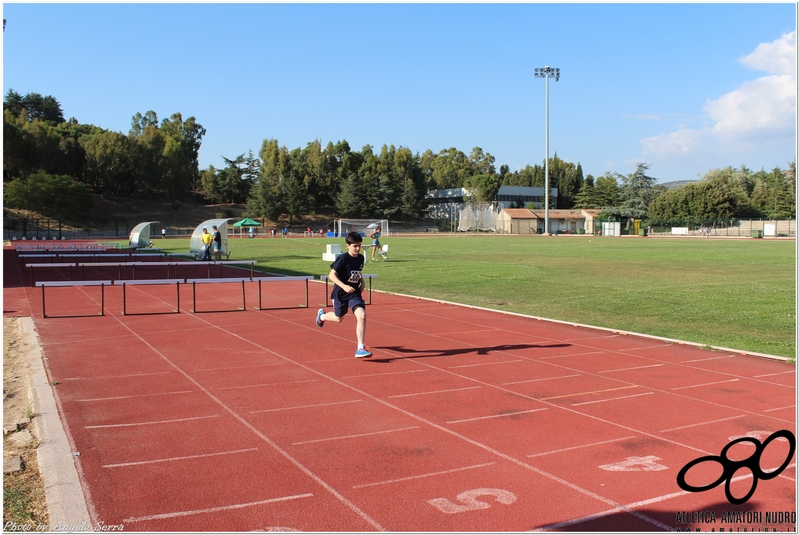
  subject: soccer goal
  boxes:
[335,219,389,237]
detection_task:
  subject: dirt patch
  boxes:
[3,317,49,529]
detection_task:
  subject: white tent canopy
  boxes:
[190,219,232,257]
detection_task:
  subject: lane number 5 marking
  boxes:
[428,488,517,514]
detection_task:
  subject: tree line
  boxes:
[3,89,795,224]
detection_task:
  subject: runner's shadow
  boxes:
[367,343,571,363]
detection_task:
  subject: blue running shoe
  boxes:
[315,308,325,328]
[355,347,372,358]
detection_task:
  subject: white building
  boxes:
[426,186,558,219]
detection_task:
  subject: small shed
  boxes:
[129,221,159,248]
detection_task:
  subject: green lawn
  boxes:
[143,235,796,359]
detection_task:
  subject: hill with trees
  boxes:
[3,89,795,228]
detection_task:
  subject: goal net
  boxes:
[458,203,501,232]
[335,219,390,238]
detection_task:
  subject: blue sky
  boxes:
[3,3,796,183]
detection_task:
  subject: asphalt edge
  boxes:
[21,317,93,531]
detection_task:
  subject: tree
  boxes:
[4,171,92,220]
[336,172,367,217]
[430,147,473,189]
[81,130,134,197]
[605,163,659,218]
[594,174,620,208]
[573,175,598,209]
[4,90,65,124]
[463,173,500,205]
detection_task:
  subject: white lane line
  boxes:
[103,448,259,468]
[78,390,194,402]
[598,364,664,374]
[503,373,582,385]
[670,378,739,391]
[527,436,637,458]
[194,363,284,372]
[85,415,220,429]
[250,399,362,414]
[571,392,654,406]
[438,329,499,335]
[619,344,673,351]
[215,379,318,391]
[682,355,736,363]
[448,359,525,369]
[764,405,796,413]
[64,371,172,381]
[754,370,795,378]
[446,408,548,424]
[352,462,497,489]
[660,415,745,433]
[123,493,314,523]
[342,369,429,379]
[292,426,420,445]
[388,386,482,398]
[539,351,604,360]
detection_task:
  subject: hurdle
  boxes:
[119,279,182,316]
[319,274,378,307]
[26,263,78,286]
[254,276,314,310]
[36,280,108,318]
[186,277,249,313]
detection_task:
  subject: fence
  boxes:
[594,218,796,238]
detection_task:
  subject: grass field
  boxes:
[143,234,796,359]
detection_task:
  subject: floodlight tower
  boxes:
[535,66,560,235]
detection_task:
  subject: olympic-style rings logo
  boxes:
[676,430,796,505]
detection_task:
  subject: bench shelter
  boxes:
[128,221,158,248]
[190,218,231,258]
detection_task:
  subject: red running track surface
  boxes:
[3,246,796,531]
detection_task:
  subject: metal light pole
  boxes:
[535,66,559,235]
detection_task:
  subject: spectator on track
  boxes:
[315,231,371,358]
[161,227,166,239]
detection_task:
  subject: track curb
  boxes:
[22,317,93,531]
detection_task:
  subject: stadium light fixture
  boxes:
[535,66,560,235]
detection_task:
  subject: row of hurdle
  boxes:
[35,274,378,318]
[23,259,258,287]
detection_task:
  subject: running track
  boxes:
[3,246,796,531]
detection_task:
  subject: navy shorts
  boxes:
[333,294,366,318]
